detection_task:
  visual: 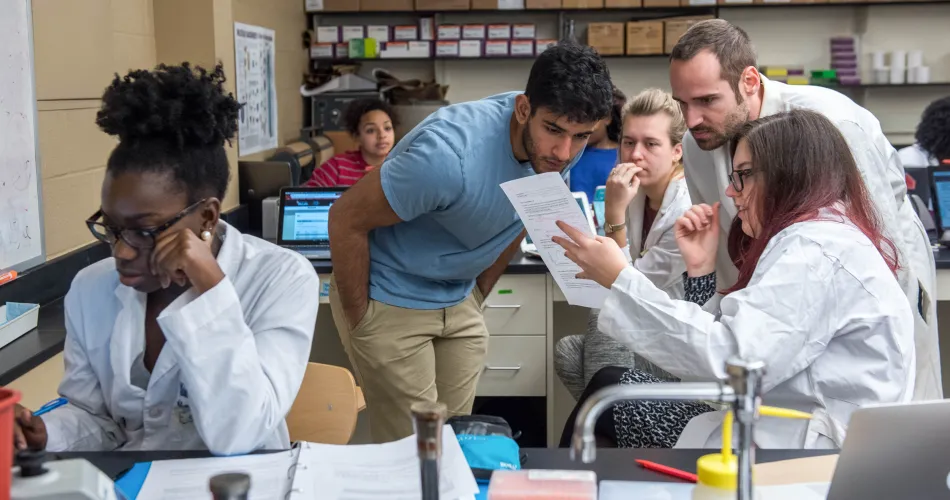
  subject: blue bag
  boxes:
[448,415,524,484]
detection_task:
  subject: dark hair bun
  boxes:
[96,62,242,149]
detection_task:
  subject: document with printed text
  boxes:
[501,173,608,309]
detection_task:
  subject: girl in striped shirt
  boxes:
[305,98,399,187]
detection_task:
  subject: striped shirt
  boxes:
[304,150,374,187]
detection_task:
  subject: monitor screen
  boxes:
[280,191,343,243]
[934,171,950,231]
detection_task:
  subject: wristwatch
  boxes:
[603,220,626,234]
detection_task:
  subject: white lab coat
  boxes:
[599,215,916,449]
[898,143,937,168]
[42,222,319,455]
[682,76,941,400]
[619,176,691,299]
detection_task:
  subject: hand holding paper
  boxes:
[552,222,628,290]
[500,173,608,308]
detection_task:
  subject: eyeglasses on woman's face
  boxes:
[729,167,758,193]
[85,199,207,250]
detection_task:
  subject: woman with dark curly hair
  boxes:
[899,96,950,167]
[12,63,319,455]
[305,98,399,187]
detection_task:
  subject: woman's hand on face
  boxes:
[604,163,642,221]
[551,221,628,289]
[151,229,225,294]
[674,203,720,277]
[13,404,47,451]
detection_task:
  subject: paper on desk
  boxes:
[500,173,609,309]
[136,449,304,500]
[295,424,478,500]
[598,480,830,500]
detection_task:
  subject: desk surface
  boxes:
[0,299,66,386]
[310,252,547,275]
[54,448,835,483]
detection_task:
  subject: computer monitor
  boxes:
[276,187,346,247]
[927,166,950,237]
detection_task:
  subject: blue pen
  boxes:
[32,397,68,417]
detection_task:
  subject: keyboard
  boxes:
[289,245,330,260]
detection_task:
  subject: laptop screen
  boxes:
[933,170,950,231]
[279,190,344,244]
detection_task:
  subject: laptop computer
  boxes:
[826,399,950,499]
[928,165,950,245]
[276,186,347,260]
[520,191,596,258]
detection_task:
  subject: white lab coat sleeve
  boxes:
[599,234,836,391]
[42,288,126,452]
[633,226,686,295]
[157,264,319,455]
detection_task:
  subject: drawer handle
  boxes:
[482,304,523,311]
[485,365,522,371]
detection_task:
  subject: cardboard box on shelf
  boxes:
[393,25,419,41]
[587,22,625,56]
[307,0,360,11]
[471,0,527,8]
[342,26,366,42]
[625,21,663,55]
[488,24,512,39]
[485,40,510,56]
[606,0,642,6]
[438,24,462,39]
[460,40,483,57]
[362,0,413,10]
[643,0,680,6]
[564,0,606,7]
[436,40,461,57]
[416,0,471,9]
[511,39,536,56]
[526,0,562,7]
[463,24,487,39]
[664,16,713,53]
[537,39,558,52]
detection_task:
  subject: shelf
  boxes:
[312,53,668,63]
[823,82,950,89]
[307,0,950,15]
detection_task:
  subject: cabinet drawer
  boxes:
[476,336,546,397]
[482,275,546,336]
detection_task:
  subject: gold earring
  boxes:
[201,230,213,241]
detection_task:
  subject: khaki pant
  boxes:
[329,275,489,443]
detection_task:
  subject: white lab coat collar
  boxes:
[758,75,786,120]
[626,174,687,254]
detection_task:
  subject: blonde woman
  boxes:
[555,89,692,401]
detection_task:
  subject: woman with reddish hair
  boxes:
[554,109,915,450]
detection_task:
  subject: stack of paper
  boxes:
[294,425,478,500]
[133,425,478,500]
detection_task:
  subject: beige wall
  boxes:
[233,0,309,161]
[32,0,157,259]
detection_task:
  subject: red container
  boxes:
[1,388,22,499]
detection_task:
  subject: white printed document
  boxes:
[136,449,303,500]
[293,425,478,500]
[133,425,476,500]
[501,173,608,308]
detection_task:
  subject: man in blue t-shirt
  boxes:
[327,41,613,443]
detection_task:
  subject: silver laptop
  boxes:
[827,399,950,499]
[276,186,347,260]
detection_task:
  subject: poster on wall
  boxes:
[234,22,278,156]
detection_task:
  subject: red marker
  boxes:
[635,459,698,483]
[0,270,17,286]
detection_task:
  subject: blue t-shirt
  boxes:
[568,146,617,202]
[369,92,582,309]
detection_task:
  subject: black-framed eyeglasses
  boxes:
[729,168,758,193]
[85,199,208,249]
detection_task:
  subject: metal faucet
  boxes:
[569,356,766,500]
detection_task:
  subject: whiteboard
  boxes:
[0,0,45,272]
